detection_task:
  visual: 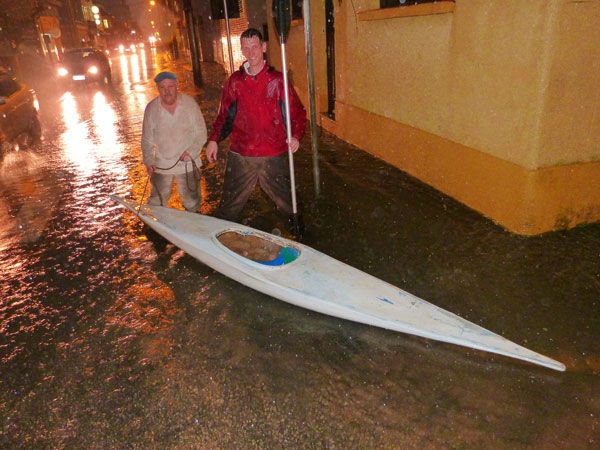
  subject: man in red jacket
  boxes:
[206,28,306,225]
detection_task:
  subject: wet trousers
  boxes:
[215,152,293,222]
[148,172,201,212]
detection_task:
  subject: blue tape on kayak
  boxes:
[256,247,300,266]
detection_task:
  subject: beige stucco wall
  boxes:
[342,1,454,140]
[540,1,600,167]
[341,0,583,170]
[446,1,552,170]
[344,0,600,170]
[266,0,600,234]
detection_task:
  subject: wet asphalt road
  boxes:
[0,50,598,449]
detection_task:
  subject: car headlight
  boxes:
[88,66,98,74]
[58,67,68,76]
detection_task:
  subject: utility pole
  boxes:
[182,0,202,86]
[303,0,320,197]
[222,0,235,74]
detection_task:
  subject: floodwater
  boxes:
[1,50,598,449]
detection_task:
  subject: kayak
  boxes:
[111,195,566,372]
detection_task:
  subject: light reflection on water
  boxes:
[0,52,157,368]
[119,54,130,85]
[130,54,142,84]
[59,92,96,174]
[139,49,149,81]
[119,48,152,90]
[1,58,178,449]
[92,91,118,147]
[0,151,60,246]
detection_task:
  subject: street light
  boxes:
[92,5,101,27]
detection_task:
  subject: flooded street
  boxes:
[1,50,598,449]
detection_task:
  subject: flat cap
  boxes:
[153,71,177,83]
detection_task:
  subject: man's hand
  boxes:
[179,151,193,162]
[288,138,300,153]
[206,141,219,164]
[146,165,156,176]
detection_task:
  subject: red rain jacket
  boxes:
[208,62,306,157]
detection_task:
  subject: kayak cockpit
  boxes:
[216,230,300,266]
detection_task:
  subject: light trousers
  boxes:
[148,171,201,212]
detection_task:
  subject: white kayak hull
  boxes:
[111,195,565,372]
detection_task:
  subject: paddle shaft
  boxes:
[279,41,300,234]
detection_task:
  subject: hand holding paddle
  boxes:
[288,137,300,153]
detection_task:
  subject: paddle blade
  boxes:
[272,0,292,43]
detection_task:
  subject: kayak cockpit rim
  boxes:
[213,228,302,269]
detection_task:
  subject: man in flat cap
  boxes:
[141,71,207,212]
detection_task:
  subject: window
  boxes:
[210,0,241,20]
[360,0,455,20]
[381,0,441,7]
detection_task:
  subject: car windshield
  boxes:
[64,51,99,64]
[0,77,20,97]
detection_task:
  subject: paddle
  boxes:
[272,0,300,237]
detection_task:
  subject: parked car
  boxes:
[0,68,42,156]
[57,48,112,84]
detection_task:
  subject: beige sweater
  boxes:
[141,93,207,175]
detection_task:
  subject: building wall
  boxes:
[266,0,600,235]
[540,2,600,168]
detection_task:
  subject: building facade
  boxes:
[264,0,600,235]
